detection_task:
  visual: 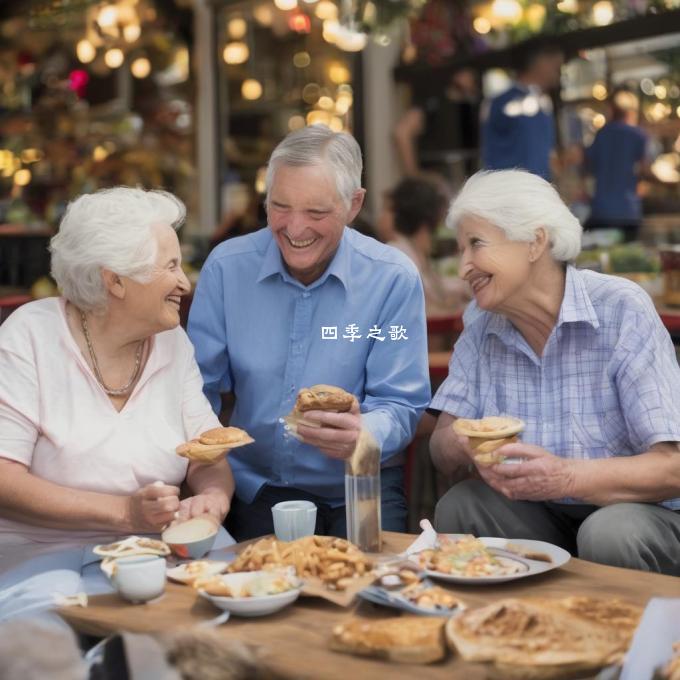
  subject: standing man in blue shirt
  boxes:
[481,39,564,181]
[188,125,431,541]
[585,89,651,242]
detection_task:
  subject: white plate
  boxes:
[198,571,302,617]
[419,536,570,585]
[166,560,230,584]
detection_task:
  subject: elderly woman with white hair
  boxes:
[430,170,680,575]
[0,187,235,619]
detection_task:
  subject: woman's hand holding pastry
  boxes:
[177,489,230,523]
[126,482,181,532]
[479,443,577,501]
[296,400,362,460]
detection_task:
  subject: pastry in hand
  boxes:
[294,385,356,413]
[176,426,254,463]
[285,385,356,434]
[452,416,524,467]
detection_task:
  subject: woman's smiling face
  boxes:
[457,215,533,312]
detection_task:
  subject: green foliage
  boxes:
[609,244,661,273]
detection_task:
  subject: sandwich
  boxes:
[452,416,524,466]
[285,385,356,434]
[331,616,447,664]
[176,426,254,463]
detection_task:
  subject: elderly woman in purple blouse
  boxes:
[430,169,680,576]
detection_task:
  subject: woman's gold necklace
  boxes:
[80,311,144,397]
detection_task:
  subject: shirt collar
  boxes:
[557,265,600,330]
[256,227,350,290]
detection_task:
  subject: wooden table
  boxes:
[58,532,679,680]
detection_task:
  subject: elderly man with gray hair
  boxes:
[430,169,680,575]
[189,125,430,540]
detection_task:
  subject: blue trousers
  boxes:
[225,466,407,542]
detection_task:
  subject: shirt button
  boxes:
[302,292,310,298]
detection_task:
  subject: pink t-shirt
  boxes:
[0,297,221,548]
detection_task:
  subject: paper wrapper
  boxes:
[300,573,377,607]
[346,429,380,477]
[403,520,438,557]
[620,598,680,680]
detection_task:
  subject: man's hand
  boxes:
[176,488,230,523]
[296,400,362,460]
[126,482,180,533]
[478,443,577,502]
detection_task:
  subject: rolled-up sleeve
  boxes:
[0,346,39,466]
[361,269,430,463]
[430,320,482,419]
[613,298,680,451]
[188,261,233,415]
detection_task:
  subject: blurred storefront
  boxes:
[2,0,680,294]
[0,0,196,289]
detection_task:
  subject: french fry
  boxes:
[226,535,372,589]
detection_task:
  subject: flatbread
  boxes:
[176,427,254,463]
[199,427,254,447]
[453,416,525,440]
[93,536,170,558]
[470,435,519,466]
[331,616,447,664]
[446,597,642,679]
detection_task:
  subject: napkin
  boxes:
[620,598,680,680]
[403,519,438,557]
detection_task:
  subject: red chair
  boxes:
[0,294,32,325]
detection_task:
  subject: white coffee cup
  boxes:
[271,500,317,541]
[111,555,166,603]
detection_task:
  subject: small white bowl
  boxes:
[197,571,302,617]
[162,516,218,560]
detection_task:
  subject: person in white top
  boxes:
[0,187,235,620]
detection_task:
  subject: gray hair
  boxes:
[265,125,363,208]
[50,187,186,312]
[447,170,582,262]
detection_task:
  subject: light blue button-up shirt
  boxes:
[188,227,430,504]
[431,266,680,509]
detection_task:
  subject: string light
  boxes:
[491,0,522,25]
[76,39,96,64]
[253,4,274,26]
[131,57,151,78]
[123,24,141,43]
[13,168,31,186]
[315,1,338,20]
[293,51,311,68]
[592,83,608,101]
[288,115,306,131]
[328,62,350,84]
[473,17,491,34]
[228,18,247,40]
[241,78,263,100]
[104,48,124,69]
[97,5,119,28]
[274,0,297,10]
[592,1,614,26]
[223,42,249,65]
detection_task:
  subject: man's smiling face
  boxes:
[267,164,362,286]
